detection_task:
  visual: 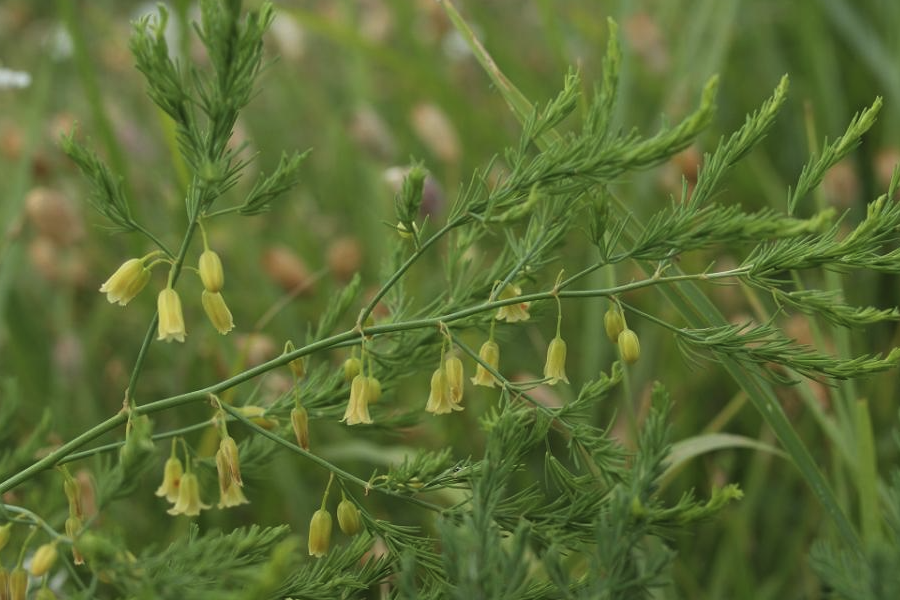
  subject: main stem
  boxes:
[125,218,200,407]
[0,268,740,495]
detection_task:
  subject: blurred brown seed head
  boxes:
[28,236,59,280]
[624,12,669,73]
[874,147,900,192]
[327,236,362,282]
[25,187,84,245]
[0,120,23,160]
[262,246,314,294]
[349,105,396,160]
[822,159,860,209]
[237,333,278,368]
[410,103,461,164]
[359,0,393,42]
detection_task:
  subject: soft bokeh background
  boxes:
[1,0,899,597]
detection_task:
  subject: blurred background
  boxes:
[1,0,899,597]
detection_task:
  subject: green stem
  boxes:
[220,404,445,514]
[126,218,200,407]
[357,217,464,327]
[0,267,752,496]
[134,223,175,259]
[1,504,70,542]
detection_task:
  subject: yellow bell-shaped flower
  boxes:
[618,329,641,364]
[99,258,151,306]
[198,249,224,293]
[307,508,332,557]
[155,455,184,504]
[157,287,187,343]
[166,471,210,516]
[342,374,373,425]
[543,335,569,385]
[495,284,530,323]
[470,340,500,387]
[201,290,234,335]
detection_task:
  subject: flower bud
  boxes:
[35,588,58,600]
[470,340,500,387]
[308,509,332,557]
[30,543,58,577]
[291,406,310,450]
[604,307,625,343]
[343,357,361,381]
[166,471,210,517]
[9,568,26,600]
[342,375,373,425]
[618,329,640,364]
[157,287,187,343]
[495,284,530,322]
[444,356,464,406]
[154,456,184,504]
[289,357,305,380]
[198,249,224,292]
[65,516,84,565]
[367,376,382,403]
[543,335,569,385]
[201,290,235,335]
[396,221,418,239]
[337,498,363,536]
[99,258,150,306]
[0,523,11,552]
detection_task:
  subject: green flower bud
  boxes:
[618,329,640,364]
[604,306,625,343]
[308,509,332,557]
[337,498,363,536]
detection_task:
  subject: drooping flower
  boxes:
[216,438,249,509]
[367,376,382,403]
[65,516,84,565]
[495,284,530,323]
[470,340,500,388]
[444,356,464,406]
[291,406,310,450]
[30,543,58,577]
[543,335,569,385]
[618,329,641,364]
[201,290,234,335]
[167,471,210,517]
[157,287,187,343]
[198,249,224,293]
[425,367,462,415]
[155,455,184,503]
[604,306,625,343]
[337,496,362,536]
[343,357,362,381]
[308,508,332,557]
[342,374,373,425]
[99,258,151,306]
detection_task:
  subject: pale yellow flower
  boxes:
[216,439,249,509]
[618,329,641,364]
[99,258,150,306]
[157,287,187,343]
[337,497,362,536]
[30,543,58,577]
[167,471,210,516]
[444,356,464,406]
[604,306,625,343]
[425,367,462,415]
[201,290,234,335]
[198,249,224,292]
[495,284,530,322]
[543,335,569,385]
[342,374,373,425]
[308,508,332,557]
[470,340,500,388]
[155,456,184,503]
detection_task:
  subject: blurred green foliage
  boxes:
[1,0,899,598]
